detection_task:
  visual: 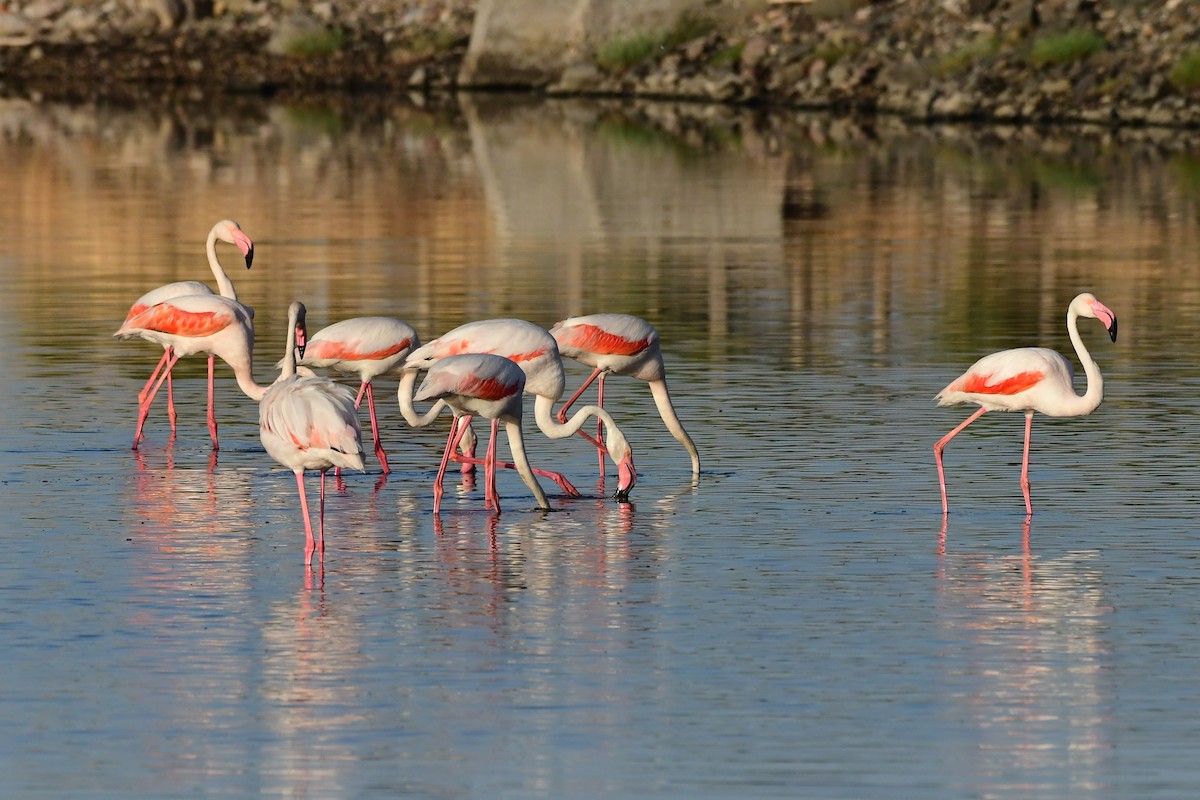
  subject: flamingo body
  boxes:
[115,219,255,449]
[934,292,1118,517]
[260,302,364,564]
[298,316,420,473]
[413,353,549,515]
[551,313,699,476]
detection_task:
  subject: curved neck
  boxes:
[207,231,239,301]
[398,370,447,427]
[232,358,269,402]
[1065,307,1104,416]
[503,420,551,510]
[533,395,621,462]
[648,379,700,474]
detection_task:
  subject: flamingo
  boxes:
[413,353,549,515]
[550,313,700,476]
[115,219,255,449]
[260,302,365,564]
[400,318,637,500]
[295,316,419,474]
[115,293,266,449]
[934,292,1118,517]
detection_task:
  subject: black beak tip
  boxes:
[245,248,254,270]
[612,488,631,503]
[1109,319,1118,343]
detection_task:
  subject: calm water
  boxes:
[2,93,1200,798]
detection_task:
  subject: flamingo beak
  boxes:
[233,229,254,269]
[1107,315,1118,343]
[295,322,307,360]
[613,452,636,502]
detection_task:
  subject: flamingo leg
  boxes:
[206,354,219,450]
[296,470,317,565]
[434,415,471,514]
[353,381,368,408]
[363,383,390,474]
[451,453,580,497]
[134,350,184,449]
[555,367,611,470]
[485,418,501,515]
[595,373,608,475]
[138,348,171,407]
[318,469,327,557]
[934,406,987,515]
[165,354,178,435]
[556,367,604,422]
[1020,411,1034,518]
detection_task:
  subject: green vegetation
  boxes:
[1028,28,1105,67]
[932,35,999,78]
[710,42,745,68]
[596,12,715,72]
[407,27,462,57]
[812,41,861,67]
[283,28,345,57]
[1170,49,1200,91]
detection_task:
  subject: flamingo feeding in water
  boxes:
[934,292,1118,517]
[296,316,419,474]
[413,353,549,515]
[115,219,255,449]
[260,301,365,564]
[400,318,637,500]
[551,313,699,476]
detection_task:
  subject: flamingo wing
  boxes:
[261,377,364,470]
[937,347,1073,408]
[552,314,657,358]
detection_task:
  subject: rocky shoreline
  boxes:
[0,0,1198,129]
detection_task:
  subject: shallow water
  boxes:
[2,94,1200,798]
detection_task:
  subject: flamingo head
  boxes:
[605,428,636,501]
[216,219,255,269]
[292,302,308,360]
[1074,293,1118,343]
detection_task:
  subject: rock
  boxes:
[0,13,36,46]
[740,35,770,69]
[21,0,66,21]
[549,61,602,93]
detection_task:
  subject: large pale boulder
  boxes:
[459,0,756,88]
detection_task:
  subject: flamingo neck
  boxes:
[533,395,620,461]
[397,370,447,427]
[232,359,270,402]
[647,379,700,474]
[503,419,551,510]
[1064,307,1104,416]
[207,231,239,301]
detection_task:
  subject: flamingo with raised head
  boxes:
[934,292,1118,517]
[260,302,365,564]
[116,219,255,448]
[551,313,699,476]
[115,292,267,449]
[401,318,637,500]
[296,316,419,474]
[413,353,549,515]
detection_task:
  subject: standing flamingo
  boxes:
[296,316,419,474]
[934,292,1118,517]
[413,353,549,515]
[115,293,266,449]
[551,313,699,476]
[401,318,637,500]
[260,302,365,564]
[116,219,255,448]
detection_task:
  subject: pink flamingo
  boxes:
[296,316,419,474]
[260,302,365,564]
[934,292,1118,517]
[401,318,637,499]
[114,293,268,449]
[413,353,550,515]
[115,219,255,449]
[551,313,699,476]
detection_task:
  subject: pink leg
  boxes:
[557,367,604,422]
[934,407,987,515]
[595,373,607,475]
[453,453,580,497]
[555,367,611,471]
[485,418,501,515]
[1020,411,1034,518]
[134,350,184,449]
[353,381,368,408]
[206,354,219,450]
[318,469,328,557]
[165,356,178,435]
[433,415,471,514]
[296,470,317,565]
[363,383,390,474]
[138,349,171,407]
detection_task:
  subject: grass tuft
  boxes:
[596,12,715,72]
[1028,28,1105,67]
[1170,49,1200,91]
[284,28,345,57]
